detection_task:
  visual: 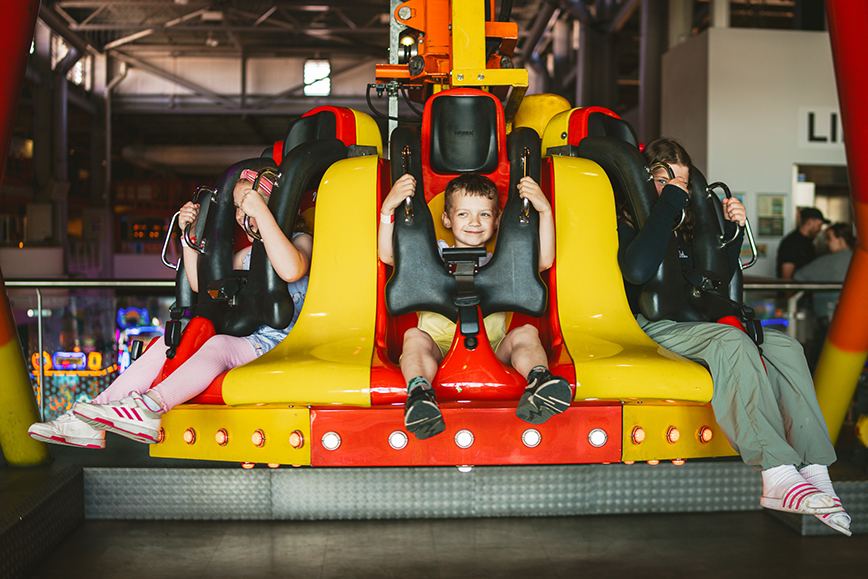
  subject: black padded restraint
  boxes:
[385,125,455,320]
[220,139,348,336]
[474,126,546,317]
[686,168,749,313]
[385,126,546,321]
[191,157,278,328]
[577,136,748,323]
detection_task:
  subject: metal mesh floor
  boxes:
[86,461,762,520]
[83,461,868,536]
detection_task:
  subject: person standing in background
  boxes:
[776,207,830,279]
[794,222,855,369]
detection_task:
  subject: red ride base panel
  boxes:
[310,402,622,466]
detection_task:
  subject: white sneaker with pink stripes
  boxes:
[73,394,161,444]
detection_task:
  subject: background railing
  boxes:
[5,279,176,421]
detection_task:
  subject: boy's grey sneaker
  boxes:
[515,370,572,424]
[73,393,161,444]
[404,387,446,440]
[28,410,106,449]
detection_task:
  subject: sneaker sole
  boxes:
[406,415,446,440]
[28,430,105,449]
[515,381,572,425]
[405,399,446,440]
[73,411,159,444]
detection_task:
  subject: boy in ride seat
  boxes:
[378,173,572,440]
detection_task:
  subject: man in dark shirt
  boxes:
[775,207,829,279]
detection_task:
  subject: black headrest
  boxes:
[284,110,337,155]
[587,112,639,148]
[429,96,499,174]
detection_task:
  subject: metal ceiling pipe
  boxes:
[520,0,560,83]
[105,62,128,202]
[38,5,95,56]
[559,0,592,25]
[520,0,560,57]
[120,144,269,176]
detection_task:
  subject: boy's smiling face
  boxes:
[442,189,500,248]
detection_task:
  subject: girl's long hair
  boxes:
[292,214,312,236]
[641,137,695,246]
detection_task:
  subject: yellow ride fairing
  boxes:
[151,404,312,465]
[221,155,383,408]
[621,402,737,462]
[350,109,384,157]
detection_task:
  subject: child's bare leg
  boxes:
[498,325,572,424]
[400,328,446,440]
[495,324,548,377]
[400,327,442,384]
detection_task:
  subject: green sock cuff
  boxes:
[407,376,431,393]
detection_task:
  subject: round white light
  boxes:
[321,431,341,451]
[521,428,541,448]
[588,428,608,448]
[457,465,473,473]
[454,429,474,449]
[388,430,408,450]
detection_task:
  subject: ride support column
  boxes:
[814,0,868,444]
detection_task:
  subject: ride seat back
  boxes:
[285,106,383,160]
[542,106,639,157]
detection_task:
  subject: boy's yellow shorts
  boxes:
[416,310,507,358]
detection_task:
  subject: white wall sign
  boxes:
[798,107,844,149]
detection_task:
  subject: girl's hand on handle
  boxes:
[235,184,268,220]
[178,202,200,230]
[665,175,689,195]
[722,197,747,226]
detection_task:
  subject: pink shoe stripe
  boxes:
[783,483,815,510]
[112,407,125,418]
[130,408,143,421]
[822,498,847,520]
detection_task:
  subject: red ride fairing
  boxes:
[0,0,50,467]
